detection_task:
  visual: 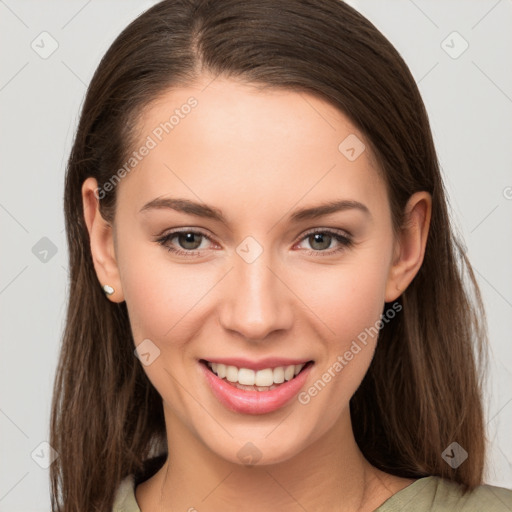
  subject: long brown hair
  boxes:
[50,1,488,509]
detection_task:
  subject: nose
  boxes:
[218,248,293,342]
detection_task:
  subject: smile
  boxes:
[205,360,308,390]
[199,359,314,414]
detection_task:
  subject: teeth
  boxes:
[216,363,226,379]
[226,365,238,383]
[273,366,285,384]
[207,361,306,387]
[284,365,295,381]
[238,368,255,386]
[255,368,273,387]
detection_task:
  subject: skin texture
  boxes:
[82,76,431,511]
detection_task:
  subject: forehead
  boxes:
[116,76,387,222]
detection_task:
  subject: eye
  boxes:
[295,229,353,256]
[156,228,354,258]
[156,229,214,257]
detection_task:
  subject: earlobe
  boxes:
[81,177,125,303]
[385,191,432,302]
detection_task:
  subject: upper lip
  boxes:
[201,357,313,371]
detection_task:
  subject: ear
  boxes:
[81,177,125,303]
[385,191,432,302]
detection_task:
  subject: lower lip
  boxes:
[200,361,313,415]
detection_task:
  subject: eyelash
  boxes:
[155,228,354,258]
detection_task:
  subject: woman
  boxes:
[50,1,512,510]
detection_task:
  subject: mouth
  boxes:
[200,359,313,391]
[199,358,314,414]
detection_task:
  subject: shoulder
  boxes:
[376,476,512,511]
[112,474,141,512]
[112,454,166,511]
[112,472,512,512]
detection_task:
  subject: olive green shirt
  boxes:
[112,474,512,511]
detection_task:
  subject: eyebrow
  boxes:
[139,197,371,223]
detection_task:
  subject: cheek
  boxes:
[293,243,393,419]
[116,235,215,344]
[297,242,392,349]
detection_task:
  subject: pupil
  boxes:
[180,232,201,250]
[311,233,331,250]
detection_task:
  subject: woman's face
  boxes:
[104,76,403,464]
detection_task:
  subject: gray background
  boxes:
[0,0,511,509]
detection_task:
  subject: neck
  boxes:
[137,407,405,512]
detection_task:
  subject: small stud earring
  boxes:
[103,284,115,296]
